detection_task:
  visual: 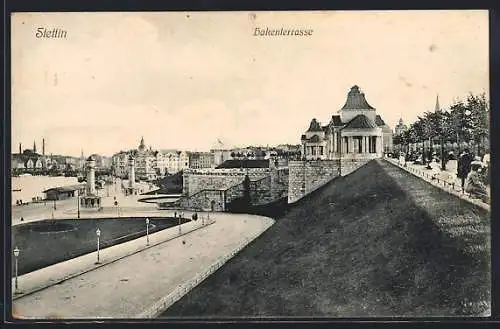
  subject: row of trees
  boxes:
[229,150,302,159]
[393,93,489,170]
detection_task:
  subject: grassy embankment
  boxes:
[162,159,490,317]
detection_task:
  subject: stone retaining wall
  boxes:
[182,168,289,210]
[288,160,340,203]
[340,158,373,176]
[183,169,269,195]
[288,158,375,204]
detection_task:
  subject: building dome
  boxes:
[307,118,323,132]
[86,156,95,161]
[341,85,375,110]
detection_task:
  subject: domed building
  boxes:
[300,85,392,160]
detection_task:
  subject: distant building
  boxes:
[156,149,189,176]
[112,151,130,178]
[134,137,157,181]
[300,85,392,160]
[188,151,213,169]
[211,149,233,168]
[394,118,408,136]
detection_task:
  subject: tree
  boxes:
[466,92,489,156]
[449,100,473,152]
[409,119,425,162]
[243,174,251,205]
[230,151,236,158]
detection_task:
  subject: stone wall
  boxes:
[288,160,340,204]
[179,189,225,211]
[181,167,289,210]
[270,168,289,203]
[288,159,375,204]
[183,168,270,195]
[340,157,374,176]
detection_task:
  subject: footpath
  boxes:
[385,157,490,212]
[12,212,275,319]
[12,214,214,301]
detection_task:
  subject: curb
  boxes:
[136,219,275,318]
[12,219,216,301]
[384,159,490,212]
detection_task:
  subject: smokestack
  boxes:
[43,138,45,156]
[33,140,37,153]
[19,143,22,155]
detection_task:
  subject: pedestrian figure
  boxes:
[398,152,406,167]
[465,161,488,203]
[482,152,491,185]
[457,149,473,191]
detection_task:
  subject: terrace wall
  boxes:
[288,158,375,204]
[181,167,289,210]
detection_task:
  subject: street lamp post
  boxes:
[53,199,57,210]
[77,193,80,219]
[145,218,150,246]
[13,247,20,294]
[95,228,101,264]
[178,212,182,234]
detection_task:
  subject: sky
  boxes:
[11,10,489,157]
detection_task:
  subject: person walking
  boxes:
[465,160,488,203]
[457,149,473,191]
[482,152,491,185]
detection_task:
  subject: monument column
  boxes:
[128,155,136,189]
[86,156,96,195]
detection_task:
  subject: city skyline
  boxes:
[12,11,488,157]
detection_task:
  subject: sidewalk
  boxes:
[12,214,214,300]
[385,158,490,212]
[12,213,275,319]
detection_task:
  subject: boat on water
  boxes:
[13,188,22,192]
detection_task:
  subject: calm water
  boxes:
[11,175,78,205]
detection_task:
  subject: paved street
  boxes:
[12,212,274,319]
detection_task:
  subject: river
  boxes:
[11,175,79,205]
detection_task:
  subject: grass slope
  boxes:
[162,159,490,317]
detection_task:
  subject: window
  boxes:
[320,146,324,155]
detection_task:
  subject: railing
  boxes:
[385,158,490,209]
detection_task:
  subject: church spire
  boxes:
[435,94,440,111]
[138,136,146,151]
